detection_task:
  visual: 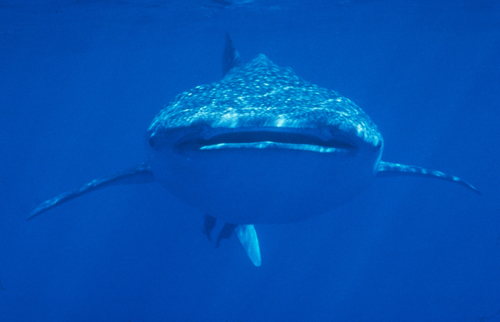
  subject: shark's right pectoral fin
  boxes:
[234,224,261,267]
[28,162,155,220]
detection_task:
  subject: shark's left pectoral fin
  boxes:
[234,224,261,267]
[376,161,481,195]
[28,162,155,220]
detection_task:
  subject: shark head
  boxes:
[146,54,384,224]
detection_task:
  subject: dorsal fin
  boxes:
[376,161,481,195]
[222,32,243,77]
[28,162,155,220]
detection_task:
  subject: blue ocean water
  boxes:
[1,0,499,321]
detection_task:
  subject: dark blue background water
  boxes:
[1,0,499,321]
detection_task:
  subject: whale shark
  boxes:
[29,34,479,266]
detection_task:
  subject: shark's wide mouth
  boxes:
[173,130,358,154]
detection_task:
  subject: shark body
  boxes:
[30,34,479,266]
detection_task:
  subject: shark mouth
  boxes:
[173,129,359,154]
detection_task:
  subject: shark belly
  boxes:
[147,142,378,224]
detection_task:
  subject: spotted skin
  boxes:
[148,54,382,148]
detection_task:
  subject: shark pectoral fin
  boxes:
[28,162,155,220]
[376,161,481,195]
[234,224,261,267]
